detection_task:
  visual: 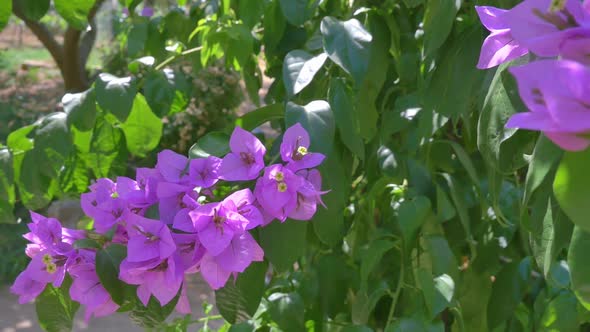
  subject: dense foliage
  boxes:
[2,0,590,331]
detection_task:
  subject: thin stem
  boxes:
[154,46,204,71]
[386,256,404,328]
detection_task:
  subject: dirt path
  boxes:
[0,275,220,332]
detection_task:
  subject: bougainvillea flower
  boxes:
[189,201,250,256]
[504,0,590,57]
[156,150,190,184]
[172,233,205,273]
[175,284,191,314]
[506,59,590,151]
[280,123,325,172]
[189,156,221,188]
[69,260,119,322]
[559,29,590,65]
[116,176,152,210]
[10,264,47,304]
[223,189,264,230]
[172,194,200,233]
[136,167,163,204]
[475,6,529,69]
[23,212,83,258]
[290,169,328,220]
[126,214,176,263]
[157,182,197,225]
[199,253,232,290]
[219,126,266,181]
[254,164,304,222]
[215,232,264,273]
[119,254,184,306]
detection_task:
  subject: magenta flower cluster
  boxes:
[10,124,327,321]
[477,0,590,151]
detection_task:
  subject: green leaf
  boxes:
[360,239,395,290]
[397,196,431,246]
[63,88,97,131]
[285,100,335,155]
[128,18,149,57]
[259,220,306,272]
[278,0,319,26]
[424,26,484,117]
[236,104,284,131]
[328,79,365,159]
[568,226,590,310]
[237,0,264,29]
[129,292,181,328]
[88,115,127,178]
[317,254,354,317]
[215,260,268,323]
[321,17,372,84]
[554,149,590,232]
[422,0,461,55]
[95,74,138,122]
[143,71,176,118]
[540,290,579,331]
[418,270,454,319]
[487,258,532,330]
[477,57,533,174]
[35,277,79,332]
[188,131,230,158]
[73,238,101,250]
[96,244,128,305]
[0,148,15,222]
[54,0,94,30]
[267,292,305,332]
[120,94,162,157]
[0,0,11,31]
[21,0,50,21]
[377,146,401,179]
[523,135,562,207]
[283,50,328,98]
[263,0,286,53]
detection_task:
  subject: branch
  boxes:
[11,0,64,70]
[79,0,105,67]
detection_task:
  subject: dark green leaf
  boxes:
[236,104,284,131]
[0,148,15,220]
[188,131,230,158]
[95,74,137,122]
[88,115,127,178]
[523,135,562,207]
[278,0,319,26]
[259,220,306,272]
[540,290,579,331]
[54,0,93,30]
[73,238,101,250]
[424,26,484,117]
[215,260,268,323]
[21,0,50,21]
[397,196,431,246]
[422,0,461,55]
[267,292,305,332]
[35,277,79,332]
[321,17,372,84]
[360,239,395,290]
[96,244,128,305]
[283,50,328,98]
[63,89,97,131]
[128,18,149,57]
[328,79,364,158]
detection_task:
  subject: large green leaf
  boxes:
[540,290,579,331]
[329,78,364,159]
[0,0,11,31]
[360,239,395,290]
[215,260,268,323]
[88,115,127,178]
[95,74,137,122]
[120,94,162,157]
[96,244,128,306]
[259,220,306,272]
[554,149,590,232]
[267,292,305,332]
[278,0,318,26]
[522,135,562,207]
[424,26,484,117]
[568,226,590,310]
[0,148,15,222]
[21,0,50,21]
[35,277,79,332]
[397,196,431,248]
[422,0,461,55]
[236,104,284,131]
[127,18,149,57]
[321,17,372,85]
[285,100,335,155]
[54,0,94,30]
[188,131,230,159]
[283,50,328,98]
[63,88,97,132]
[487,258,532,330]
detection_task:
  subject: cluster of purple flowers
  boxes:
[477,0,590,151]
[10,124,327,321]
